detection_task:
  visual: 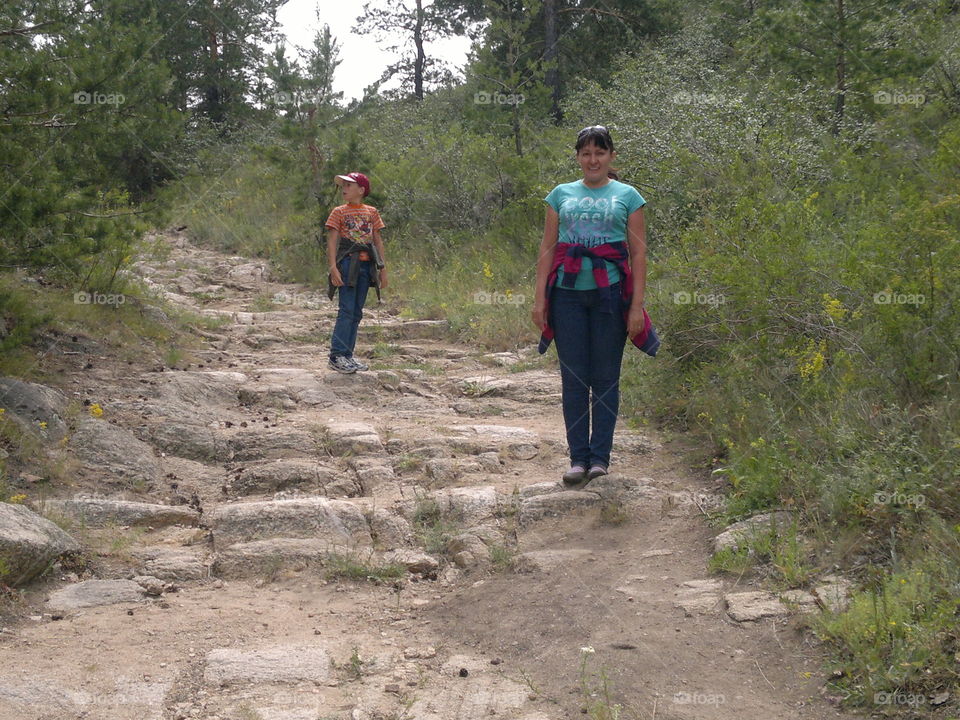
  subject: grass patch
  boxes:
[323,552,405,583]
[708,521,815,590]
[411,497,461,556]
[488,542,517,572]
[814,542,960,708]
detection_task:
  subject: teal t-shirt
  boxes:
[544,179,646,290]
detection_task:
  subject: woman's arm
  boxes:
[531,206,560,331]
[626,207,647,335]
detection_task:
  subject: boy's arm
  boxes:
[372,228,387,289]
[327,228,343,286]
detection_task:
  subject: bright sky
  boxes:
[276,0,473,101]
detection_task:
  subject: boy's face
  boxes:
[340,181,364,204]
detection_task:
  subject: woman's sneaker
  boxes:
[328,356,356,374]
[587,464,608,480]
[562,464,587,485]
[348,357,369,371]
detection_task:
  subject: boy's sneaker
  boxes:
[348,357,369,371]
[328,356,356,374]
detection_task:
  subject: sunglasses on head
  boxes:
[578,125,609,136]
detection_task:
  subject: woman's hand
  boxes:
[531,302,548,332]
[627,302,645,337]
[378,267,388,290]
[330,267,344,287]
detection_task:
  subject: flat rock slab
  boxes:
[408,654,531,720]
[518,490,601,525]
[427,486,501,526]
[382,549,439,575]
[238,368,336,408]
[228,428,318,461]
[457,372,557,403]
[0,503,80,586]
[47,579,147,611]
[228,459,335,494]
[212,538,336,578]
[725,590,792,622]
[714,511,794,553]
[45,498,200,528]
[69,417,162,484]
[132,547,210,581]
[519,481,565,499]
[203,645,332,686]
[323,421,383,455]
[0,674,170,720]
[515,548,595,573]
[445,424,540,459]
[209,498,373,547]
[673,579,724,616]
[814,574,854,613]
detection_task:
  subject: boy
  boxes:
[324,172,387,373]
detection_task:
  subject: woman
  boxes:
[532,125,650,484]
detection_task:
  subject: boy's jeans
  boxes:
[549,284,627,468]
[330,257,372,359]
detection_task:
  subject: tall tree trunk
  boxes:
[832,0,847,136]
[544,0,561,123]
[206,1,223,123]
[414,0,425,100]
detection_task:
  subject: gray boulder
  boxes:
[0,377,69,441]
[0,503,79,586]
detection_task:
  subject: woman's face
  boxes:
[577,142,615,185]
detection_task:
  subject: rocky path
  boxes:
[0,229,848,720]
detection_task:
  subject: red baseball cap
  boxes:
[334,172,370,197]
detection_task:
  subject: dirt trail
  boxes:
[0,230,845,720]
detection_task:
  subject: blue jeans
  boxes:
[549,284,627,468]
[330,257,372,359]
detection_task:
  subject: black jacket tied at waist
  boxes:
[327,240,383,302]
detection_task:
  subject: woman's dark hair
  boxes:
[575,125,614,152]
[575,125,618,180]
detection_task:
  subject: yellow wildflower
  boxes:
[89,403,104,417]
[482,262,494,279]
[8,494,27,504]
[798,339,827,380]
[822,293,847,322]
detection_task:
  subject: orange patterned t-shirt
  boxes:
[325,203,385,261]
